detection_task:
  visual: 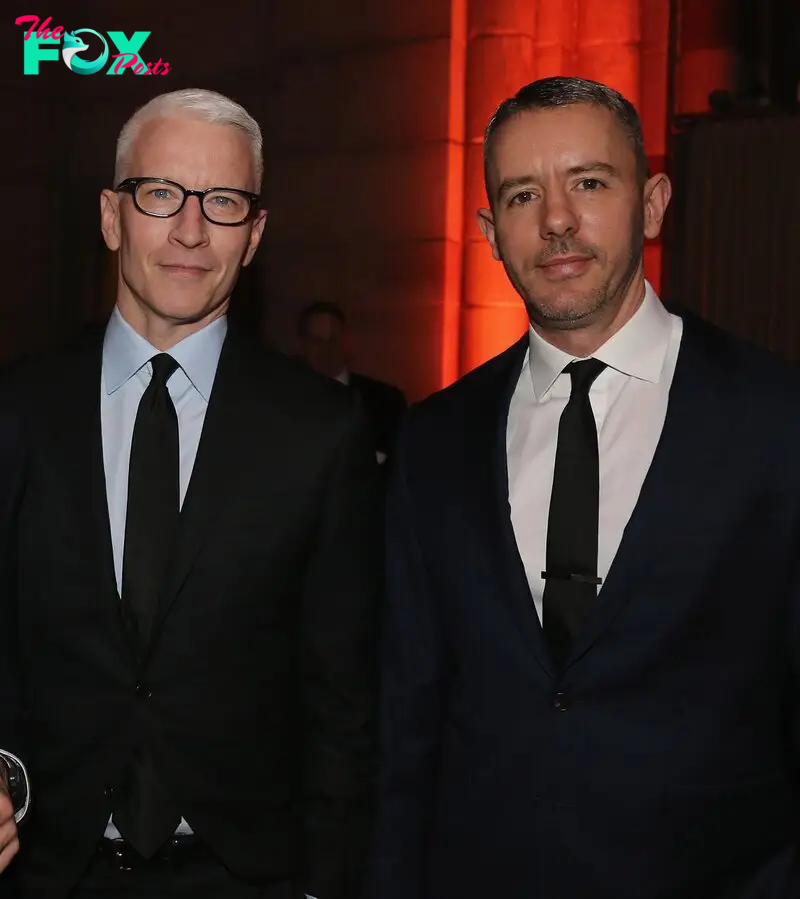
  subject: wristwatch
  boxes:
[0,754,28,823]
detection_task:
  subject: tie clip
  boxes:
[541,571,603,586]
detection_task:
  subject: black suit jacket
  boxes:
[1,325,381,899]
[368,313,800,899]
[347,374,406,460]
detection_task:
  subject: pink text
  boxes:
[15,15,64,40]
[110,53,170,75]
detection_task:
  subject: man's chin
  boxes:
[526,293,604,329]
[138,292,227,326]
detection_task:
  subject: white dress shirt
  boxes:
[506,281,683,621]
[101,306,226,839]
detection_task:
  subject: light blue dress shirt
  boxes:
[101,306,227,593]
[101,306,226,839]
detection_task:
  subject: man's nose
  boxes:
[539,190,579,240]
[171,195,209,247]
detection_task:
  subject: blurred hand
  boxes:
[0,779,19,873]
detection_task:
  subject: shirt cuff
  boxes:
[0,749,30,823]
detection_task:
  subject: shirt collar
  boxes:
[528,280,673,400]
[102,306,228,402]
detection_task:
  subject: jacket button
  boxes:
[135,683,151,700]
[553,691,571,711]
[104,785,115,798]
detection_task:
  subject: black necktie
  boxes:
[542,358,607,670]
[115,353,181,856]
[121,353,180,647]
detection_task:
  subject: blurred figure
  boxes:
[1,89,380,899]
[298,302,407,465]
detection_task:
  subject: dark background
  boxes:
[2,0,799,399]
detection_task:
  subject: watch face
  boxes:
[7,770,23,806]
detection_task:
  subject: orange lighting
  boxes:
[441,0,468,388]
[576,0,640,105]
[453,0,541,382]
[452,0,647,382]
[442,0,730,384]
[639,0,670,293]
[677,0,736,113]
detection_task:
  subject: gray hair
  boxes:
[114,88,264,190]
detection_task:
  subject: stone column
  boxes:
[576,0,641,105]
[459,0,538,377]
[640,0,671,292]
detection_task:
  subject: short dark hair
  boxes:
[297,301,346,336]
[483,76,649,199]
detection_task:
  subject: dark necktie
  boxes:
[542,358,607,670]
[121,353,180,647]
[115,353,181,856]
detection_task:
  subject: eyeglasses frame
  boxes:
[115,177,262,226]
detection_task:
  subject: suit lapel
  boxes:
[468,336,556,679]
[52,331,133,658]
[149,329,256,641]
[566,314,731,667]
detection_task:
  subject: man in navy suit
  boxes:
[368,76,800,899]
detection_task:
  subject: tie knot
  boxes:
[566,358,606,394]
[149,353,179,387]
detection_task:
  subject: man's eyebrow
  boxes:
[566,161,620,178]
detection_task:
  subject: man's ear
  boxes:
[243,209,268,267]
[477,207,501,261]
[642,173,672,241]
[100,189,121,251]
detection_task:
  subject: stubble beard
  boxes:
[501,209,645,332]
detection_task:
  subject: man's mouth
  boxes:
[538,255,593,279]
[160,264,211,277]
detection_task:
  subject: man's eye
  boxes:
[511,190,534,206]
[578,178,606,191]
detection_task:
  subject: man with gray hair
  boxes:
[0,88,380,899]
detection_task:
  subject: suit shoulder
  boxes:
[238,339,362,426]
[684,312,800,393]
[0,327,104,407]
[350,372,406,403]
[406,336,526,431]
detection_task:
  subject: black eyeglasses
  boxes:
[115,177,261,226]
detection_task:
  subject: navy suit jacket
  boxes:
[368,313,800,899]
